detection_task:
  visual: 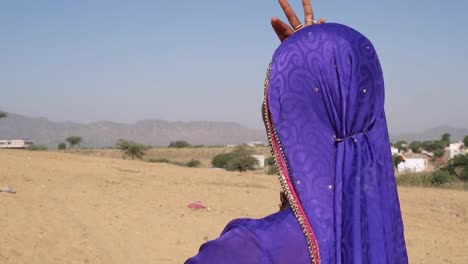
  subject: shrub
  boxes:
[225,155,259,172]
[212,153,235,168]
[116,139,149,160]
[186,160,201,168]
[433,149,445,158]
[267,165,277,175]
[58,143,67,150]
[451,154,468,167]
[265,156,275,166]
[168,141,191,148]
[211,146,258,172]
[460,167,468,181]
[429,171,454,186]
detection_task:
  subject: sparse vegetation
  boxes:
[116,139,149,160]
[148,158,169,163]
[58,143,67,150]
[66,136,82,149]
[27,144,47,151]
[0,112,7,118]
[148,157,201,168]
[397,154,468,190]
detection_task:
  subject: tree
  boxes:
[433,149,445,158]
[168,140,191,148]
[58,143,67,150]
[225,155,259,172]
[463,135,468,147]
[392,154,404,170]
[394,141,408,152]
[441,133,451,146]
[409,141,422,153]
[421,140,433,151]
[0,112,7,118]
[66,136,82,149]
[116,139,149,160]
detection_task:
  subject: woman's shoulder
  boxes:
[186,209,310,264]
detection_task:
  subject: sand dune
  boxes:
[0,150,467,263]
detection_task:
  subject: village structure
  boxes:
[393,141,467,174]
[0,139,34,149]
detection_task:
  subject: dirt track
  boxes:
[0,150,467,263]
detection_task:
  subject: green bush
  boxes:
[211,146,258,172]
[212,153,235,168]
[460,167,468,181]
[168,141,191,148]
[265,156,275,166]
[430,171,454,186]
[58,143,67,150]
[451,154,468,166]
[433,149,445,158]
[186,160,201,168]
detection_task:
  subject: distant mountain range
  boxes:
[0,113,266,148]
[0,113,466,148]
[390,126,468,143]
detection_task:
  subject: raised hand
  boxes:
[271,0,325,42]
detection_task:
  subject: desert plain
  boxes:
[0,149,467,263]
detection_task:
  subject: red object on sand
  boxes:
[188,201,207,210]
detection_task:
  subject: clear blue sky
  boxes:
[1,1,467,133]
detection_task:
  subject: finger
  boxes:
[278,0,302,31]
[302,0,315,26]
[271,17,294,42]
[318,18,326,24]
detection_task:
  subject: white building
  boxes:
[252,155,265,168]
[247,142,265,147]
[391,146,399,155]
[448,142,465,159]
[397,157,429,173]
[0,139,34,149]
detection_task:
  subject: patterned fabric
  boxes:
[186,23,408,264]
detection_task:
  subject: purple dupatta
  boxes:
[186,23,408,264]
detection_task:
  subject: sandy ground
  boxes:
[0,150,467,264]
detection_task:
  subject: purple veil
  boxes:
[186,23,408,264]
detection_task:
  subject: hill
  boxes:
[0,113,266,148]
